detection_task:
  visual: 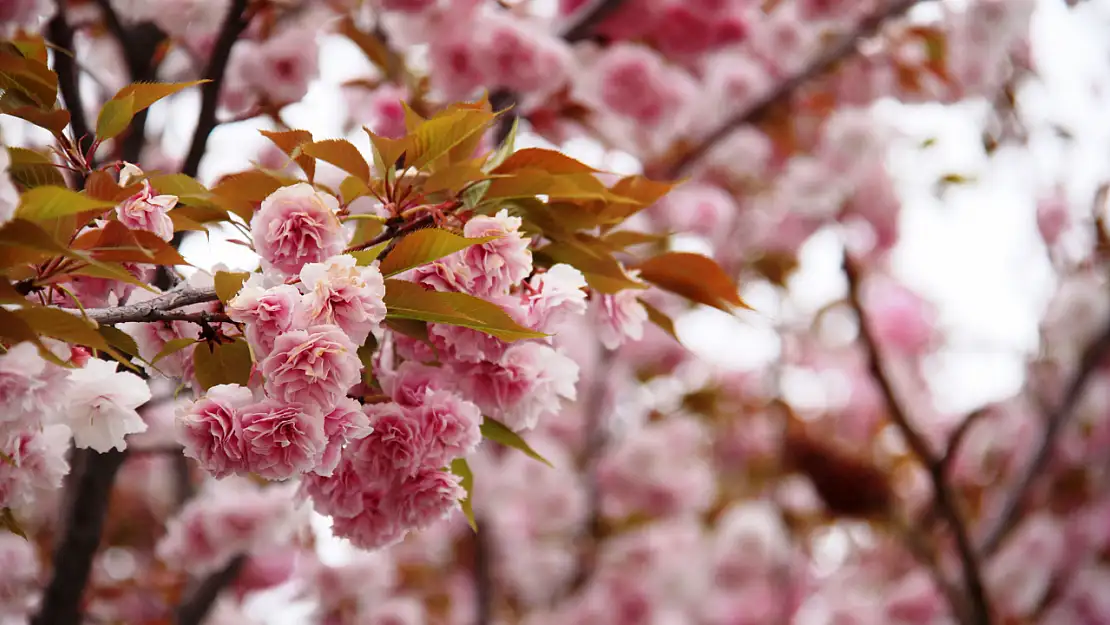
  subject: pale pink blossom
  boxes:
[380,361,452,409]
[65,359,151,453]
[346,83,409,139]
[585,43,698,127]
[381,0,438,13]
[359,401,432,479]
[427,294,529,363]
[234,550,300,599]
[176,383,254,479]
[362,597,426,625]
[226,274,302,358]
[479,12,573,96]
[649,183,736,243]
[986,514,1065,618]
[241,399,327,480]
[115,180,177,242]
[316,396,373,477]
[1037,188,1070,247]
[157,479,302,575]
[329,486,406,550]
[524,264,588,332]
[261,324,362,411]
[0,342,68,434]
[459,342,578,432]
[251,184,345,276]
[0,531,41,620]
[595,288,649,350]
[391,467,464,531]
[862,276,937,358]
[0,0,53,34]
[297,255,387,345]
[242,27,320,105]
[0,424,70,510]
[414,209,531,297]
[416,388,482,466]
[301,457,369,519]
[884,571,945,624]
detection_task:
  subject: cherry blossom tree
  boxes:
[0,0,1103,625]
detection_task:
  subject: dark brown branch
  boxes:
[46,6,93,161]
[472,517,494,625]
[32,449,128,625]
[667,0,923,178]
[843,251,992,625]
[977,321,1110,556]
[181,0,252,178]
[560,0,627,42]
[940,406,990,474]
[81,286,220,325]
[173,554,246,625]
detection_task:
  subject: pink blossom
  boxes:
[251,183,345,276]
[347,84,409,140]
[459,342,578,432]
[986,514,1065,618]
[234,550,299,599]
[0,342,68,434]
[261,324,362,411]
[381,0,437,13]
[316,396,373,477]
[427,294,528,363]
[329,486,406,550]
[115,180,177,242]
[1037,188,1070,247]
[862,276,937,358]
[157,479,301,575]
[297,255,387,345]
[362,597,426,625]
[227,278,302,358]
[884,571,945,624]
[176,383,253,478]
[65,359,151,453]
[427,35,487,101]
[391,467,464,531]
[0,531,41,620]
[524,264,588,332]
[462,213,532,290]
[416,388,482,466]
[0,0,53,33]
[242,27,320,105]
[480,13,572,96]
[595,288,649,350]
[359,401,432,478]
[240,399,326,480]
[0,424,70,510]
[301,458,368,519]
[588,43,697,127]
[380,361,452,409]
[649,183,736,243]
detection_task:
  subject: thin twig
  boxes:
[666,0,923,177]
[181,0,252,178]
[977,321,1110,557]
[173,554,246,625]
[843,251,992,625]
[46,6,93,163]
[32,449,129,625]
[81,286,220,325]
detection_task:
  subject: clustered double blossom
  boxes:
[171,182,604,549]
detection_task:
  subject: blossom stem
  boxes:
[664,0,924,178]
[843,249,992,625]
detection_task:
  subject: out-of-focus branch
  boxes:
[32,449,129,625]
[843,251,992,625]
[80,286,220,325]
[560,0,627,42]
[181,0,252,178]
[46,6,94,163]
[977,322,1110,556]
[173,554,246,625]
[667,0,923,178]
[472,516,494,625]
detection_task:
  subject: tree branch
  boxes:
[81,286,220,325]
[843,251,992,625]
[181,0,252,178]
[32,449,129,625]
[46,6,93,161]
[666,0,923,178]
[977,320,1110,557]
[472,517,494,625]
[173,554,246,625]
[559,0,627,42]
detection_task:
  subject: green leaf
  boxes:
[0,508,26,539]
[261,128,316,182]
[12,307,110,351]
[483,117,519,173]
[192,338,253,391]
[480,418,553,467]
[98,325,140,358]
[450,457,477,532]
[482,172,620,203]
[378,229,498,277]
[95,93,135,140]
[383,279,545,342]
[636,252,749,313]
[152,337,198,365]
[214,270,250,304]
[408,108,495,171]
[112,80,208,114]
[641,299,680,342]
[0,279,25,305]
[534,240,646,294]
[0,308,68,366]
[603,230,668,250]
[302,139,371,183]
[14,186,117,222]
[492,147,600,176]
[384,317,436,357]
[356,342,377,387]
[6,147,65,188]
[350,242,389,265]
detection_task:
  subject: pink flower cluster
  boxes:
[300,364,481,549]
[157,478,303,574]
